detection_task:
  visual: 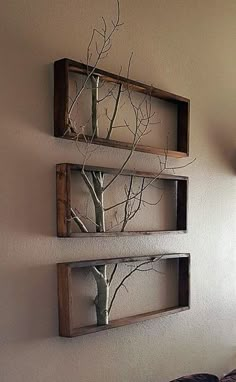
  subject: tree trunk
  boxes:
[95,278,109,325]
[92,265,109,325]
[92,171,105,233]
[91,75,99,137]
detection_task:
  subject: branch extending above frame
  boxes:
[54,58,190,158]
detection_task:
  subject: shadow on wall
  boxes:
[0,264,58,343]
[208,124,236,174]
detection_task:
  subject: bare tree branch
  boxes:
[165,157,196,170]
[70,207,89,233]
[91,75,100,137]
[121,176,145,231]
[81,169,102,208]
[109,264,118,285]
[108,256,163,314]
[106,82,122,139]
[74,207,99,228]
[102,94,154,192]
[120,175,133,231]
[92,266,105,280]
[68,0,122,119]
[67,0,195,328]
[104,167,165,212]
[97,66,123,103]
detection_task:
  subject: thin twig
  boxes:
[70,207,89,233]
[74,207,99,228]
[109,264,118,285]
[108,256,163,314]
[121,177,145,232]
[106,83,123,139]
[120,175,133,231]
[68,0,122,118]
[104,168,165,212]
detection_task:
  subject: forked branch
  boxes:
[68,0,123,119]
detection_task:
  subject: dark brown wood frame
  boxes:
[56,163,188,237]
[54,58,190,158]
[57,253,190,337]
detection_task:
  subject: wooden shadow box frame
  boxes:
[54,58,190,158]
[57,253,190,337]
[56,163,188,237]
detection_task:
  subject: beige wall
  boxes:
[0,0,236,381]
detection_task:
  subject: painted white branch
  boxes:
[91,171,105,232]
[92,265,109,325]
[70,208,89,233]
[68,0,122,118]
[81,169,102,208]
[91,75,100,137]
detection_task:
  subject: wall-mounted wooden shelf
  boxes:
[57,253,190,337]
[54,58,190,158]
[56,163,188,237]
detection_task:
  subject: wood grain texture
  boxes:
[54,58,190,157]
[57,264,73,337]
[56,164,71,237]
[70,307,189,337]
[59,253,189,268]
[54,60,69,138]
[67,59,189,103]
[62,135,188,158]
[57,253,190,337]
[68,229,187,238]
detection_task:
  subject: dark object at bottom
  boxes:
[170,373,219,382]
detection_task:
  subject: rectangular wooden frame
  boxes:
[57,253,190,337]
[54,58,190,158]
[56,163,188,237]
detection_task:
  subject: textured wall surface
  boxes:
[0,1,236,381]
